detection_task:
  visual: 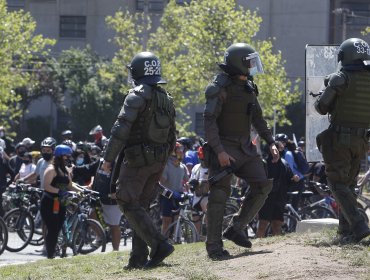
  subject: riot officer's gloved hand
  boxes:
[324,75,331,87]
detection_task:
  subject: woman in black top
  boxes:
[40,144,82,259]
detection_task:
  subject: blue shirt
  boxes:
[284,150,304,180]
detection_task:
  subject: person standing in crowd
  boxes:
[159,142,189,235]
[0,126,15,156]
[14,152,36,181]
[8,142,28,181]
[21,137,36,152]
[61,130,76,151]
[285,139,309,209]
[257,141,299,237]
[22,137,57,255]
[22,137,56,189]
[101,52,176,268]
[89,125,108,150]
[314,37,370,243]
[203,43,279,259]
[0,146,12,216]
[177,137,199,173]
[188,146,210,236]
[40,144,82,259]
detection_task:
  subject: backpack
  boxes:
[292,150,309,175]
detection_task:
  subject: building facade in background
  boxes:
[6,0,370,138]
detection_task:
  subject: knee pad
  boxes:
[208,188,228,205]
[119,201,141,213]
[250,179,273,196]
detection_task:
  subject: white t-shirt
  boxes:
[190,163,209,206]
[19,163,36,179]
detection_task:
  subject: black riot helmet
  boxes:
[337,38,370,66]
[219,43,264,76]
[127,52,167,85]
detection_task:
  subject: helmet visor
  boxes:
[242,52,264,76]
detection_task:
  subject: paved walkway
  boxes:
[0,239,132,267]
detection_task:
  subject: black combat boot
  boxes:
[144,241,174,268]
[124,255,148,270]
[353,222,370,243]
[223,226,252,248]
[208,248,230,261]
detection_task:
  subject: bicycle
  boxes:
[164,193,199,244]
[56,190,106,257]
[2,183,40,252]
[80,188,132,247]
[0,216,8,255]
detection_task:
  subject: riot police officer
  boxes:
[314,38,370,243]
[204,43,279,259]
[101,52,177,268]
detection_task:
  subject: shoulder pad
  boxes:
[205,83,221,99]
[124,91,146,109]
[204,73,231,99]
[213,73,232,87]
[327,72,347,88]
[132,84,152,100]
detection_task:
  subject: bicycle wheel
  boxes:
[225,202,239,216]
[281,213,298,233]
[28,208,44,246]
[301,205,336,219]
[120,215,132,246]
[165,219,198,244]
[4,208,34,252]
[0,217,8,255]
[72,219,106,255]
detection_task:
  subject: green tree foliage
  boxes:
[51,47,124,140]
[107,0,300,135]
[362,27,370,35]
[0,1,54,135]
[106,10,150,94]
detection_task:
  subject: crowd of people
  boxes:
[1,37,370,269]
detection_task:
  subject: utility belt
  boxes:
[124,143,169,168]
[331,124,369,138]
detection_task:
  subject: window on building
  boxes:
[60,16,86,38]
[6,0,25,11]
[136,0,164,12]
[176,0,191,5]
[343,2,370,27]
[195,112,204,137]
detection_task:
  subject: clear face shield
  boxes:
[243,52,264,76]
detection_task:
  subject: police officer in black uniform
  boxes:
[204,43,279,259]
[315,38,370,243]
[102,52,177,268]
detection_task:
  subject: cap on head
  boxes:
[89,125,103,135]
[127,52,166,85]
[22,137,35,146]
[61,130,72,136]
